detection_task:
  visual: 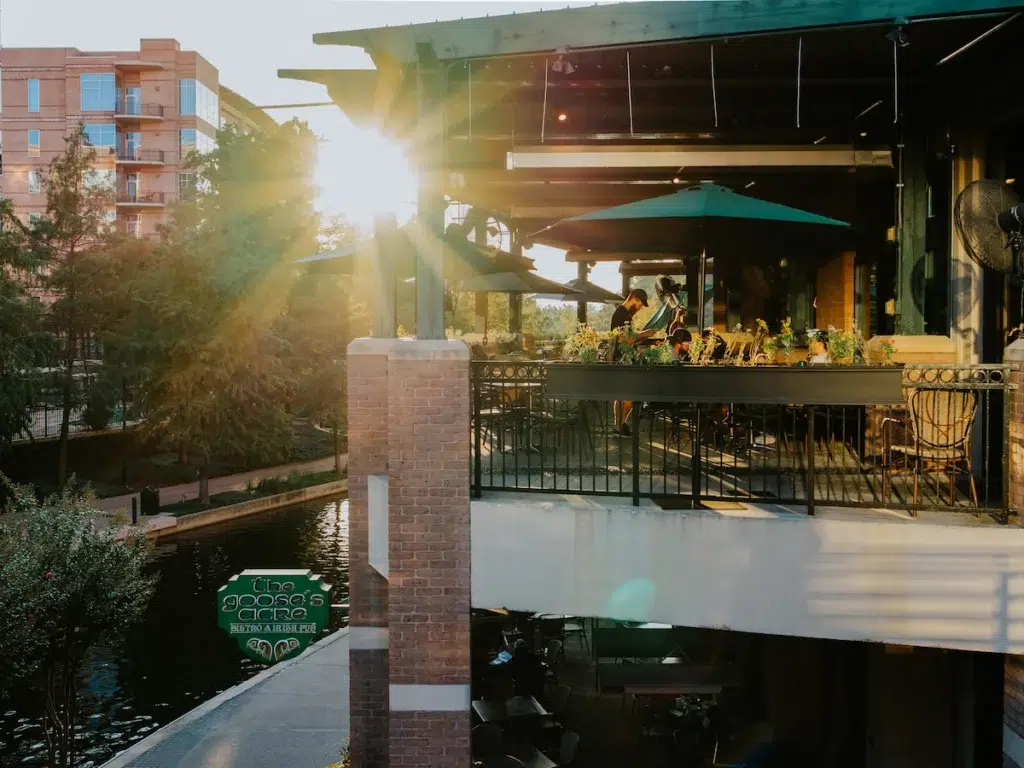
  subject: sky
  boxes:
[0,0,623,290]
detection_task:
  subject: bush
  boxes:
[0,477,156,767]
[82,385,116,431]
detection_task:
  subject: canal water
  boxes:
[0,497,349,767]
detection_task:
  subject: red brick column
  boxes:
[1005,343,1024,521]
[387,341,472,768]
[348,339,395,768]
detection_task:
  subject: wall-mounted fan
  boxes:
[954,179,1023,279]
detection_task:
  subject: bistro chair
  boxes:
[882,388,979,507]
[556,730,580,766]
[542,638,563,687]
[561,617,590,655]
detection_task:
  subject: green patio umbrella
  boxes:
[530,278,622,304]
[530,183,852,328]
[458,271,582,295]
[297,221,534,280]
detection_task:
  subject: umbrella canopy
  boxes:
[531,278,623,304]
[298,222,534,279]
[459,271,582,295]
[530,183,852,253]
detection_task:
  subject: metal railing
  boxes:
[116,148,165,163]
[117,190,166,204]
[471,362,1017,521]
[116,102,164,118]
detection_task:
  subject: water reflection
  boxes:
[0,498,349,766]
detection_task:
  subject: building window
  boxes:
[28,129,40,157]
[80,73,116,111]
[28,212,41,226]
[123,213,141,238]
[179,78,219,125]
[27,79,39,113]
[179,128,216,160]
[82,123,116,148]
[28,170,41,195]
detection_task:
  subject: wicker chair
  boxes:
[882,388,979,507]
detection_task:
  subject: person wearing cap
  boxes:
[668,327,693,362]
[610,289,654,434]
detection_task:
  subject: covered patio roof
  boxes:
[310,0,1020,63]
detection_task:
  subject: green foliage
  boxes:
[562,324,607,363]
[0,476,155,767]
[103,121,323,472]
[825,325,863,365]
[0,201,56,452]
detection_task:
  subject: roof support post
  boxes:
[509,233,524,334]
[372,215,399,338]
[415,48,447,340]
[577,260,589,325]
[896,123,927,336]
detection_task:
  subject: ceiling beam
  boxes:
[566,251,684,263]
[311,0,1019,63]
[621,261,690,276]
[507,145,892,171]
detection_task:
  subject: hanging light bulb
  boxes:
[557,112,568,122]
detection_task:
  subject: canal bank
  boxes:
[120,479,349,540]
[100,629,350,768]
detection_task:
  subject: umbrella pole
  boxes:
[577,261,588,325]
[696,248,707,331]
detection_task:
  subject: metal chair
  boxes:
[883,388,979,507]
[472,723,505,758]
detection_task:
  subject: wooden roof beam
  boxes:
[566,251,685,263]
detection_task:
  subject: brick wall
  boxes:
[1007,656,1024,767]
[1009,369,1024,519]
[388,342,471,768]
[815,250,855,331]
[348,341,394,768]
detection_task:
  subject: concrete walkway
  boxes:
[95,456,346,513]
[101,629,350,768]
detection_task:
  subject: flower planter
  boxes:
[545,363,905,406]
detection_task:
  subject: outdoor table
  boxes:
[597,663,741,696]
[504,742,557,768]
[472,695,548,724]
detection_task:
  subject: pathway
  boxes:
[101,629,350,768]
[95,455,345,513]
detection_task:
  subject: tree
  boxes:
[31,128,115,486]
[0,477,155,768]
[111,121,320,502]
[285,218,360,472]
[0,201,56,452]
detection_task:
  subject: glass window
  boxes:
[123,86,140,115]
[82,123,116,148]
[27,79,39,112]
[123,213,141,238]
[178,172,194,190]
[80,73,116,111]
[179,79,218,125]
[28,170,41,195]
[180,128,216,159]
[29,212,41,226]
[28,129,40,157]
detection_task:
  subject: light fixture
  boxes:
[673,177,681,184]
[1007,178,1017,185]
[813,135,827,145]
[859,132,867,138]
[557,112,567,122]
[779,258,788,268]
[744,181,756,189]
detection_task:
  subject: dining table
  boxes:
[472,694,548,724]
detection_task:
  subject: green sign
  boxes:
[217,569,331,664]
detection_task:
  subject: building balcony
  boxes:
[463,359,1024,653]
[114,103,165,121]
[116,148,166,166]
[116,190,166,207]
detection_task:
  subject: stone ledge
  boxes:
[349,337,404,357]
[388,338,470,362]
[1005,339,1024,363]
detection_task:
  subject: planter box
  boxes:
[545,363,905,406]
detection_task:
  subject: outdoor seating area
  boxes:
[471,612,800,768]
[472,361,1014,519]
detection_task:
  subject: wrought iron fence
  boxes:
[471,361,1016,521]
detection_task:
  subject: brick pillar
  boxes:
[348,339,395,768]
[387,340,472,768]
[1005,342,1024,521]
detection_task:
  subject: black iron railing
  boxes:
[470,361,1016,521]
[117,148,165,163]
[116,102,164,118]
[117,190,165,204]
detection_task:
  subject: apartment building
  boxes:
[0,38,272,238]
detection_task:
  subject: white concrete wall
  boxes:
[471,494,1024,654]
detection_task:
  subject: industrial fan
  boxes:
[954,179,1024,279]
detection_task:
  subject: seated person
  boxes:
[667,306,689,336]
[702,328,728,360]
[668,328,693,362]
